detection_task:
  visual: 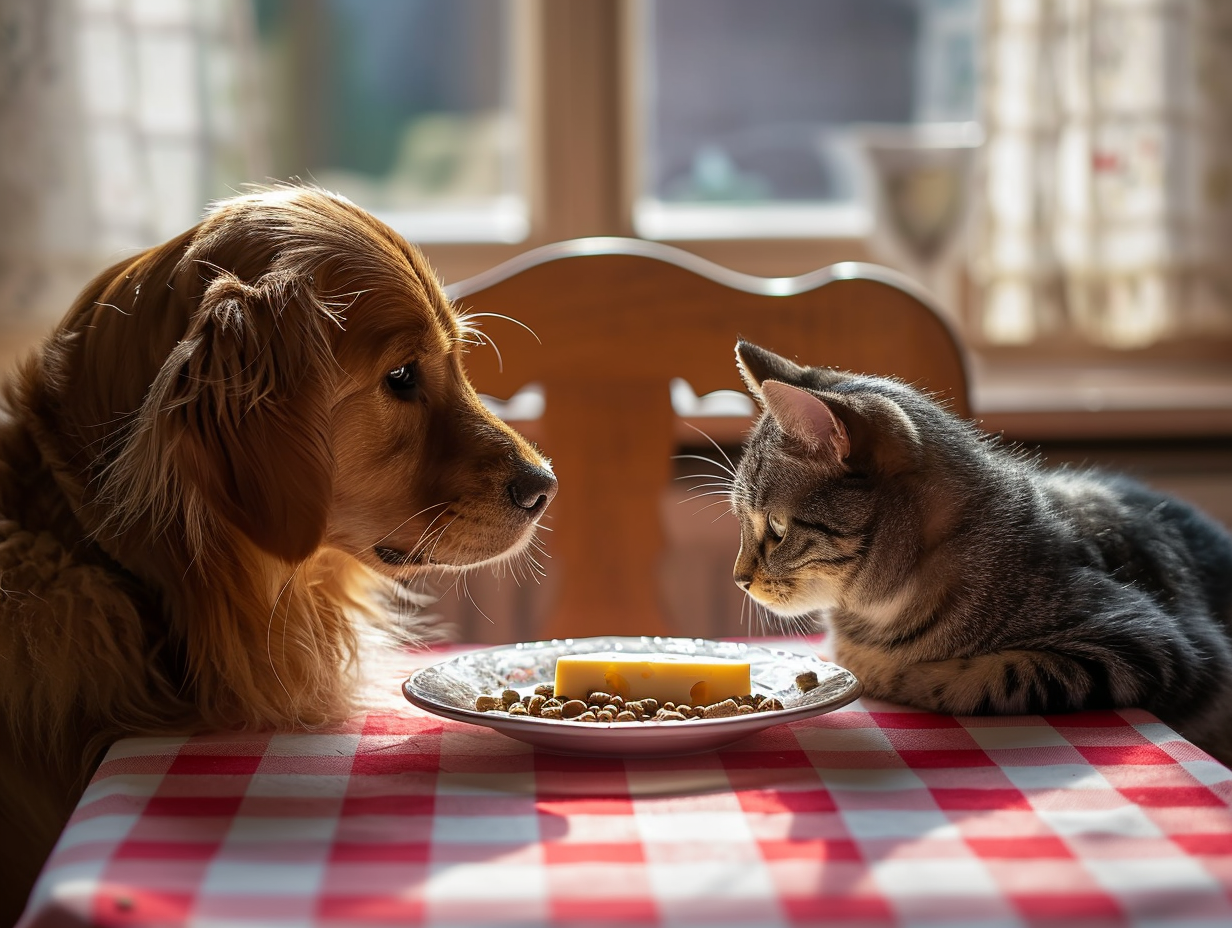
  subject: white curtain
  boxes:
[0,0,265,331]
[974,0,1232,348]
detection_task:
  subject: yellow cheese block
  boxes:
[554,653,751,705]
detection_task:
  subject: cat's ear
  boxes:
[735,340,806,397]
[761,380,850,462]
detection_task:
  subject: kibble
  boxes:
[795,671,819,693]
[472,682,790,724]
[474,695,502,712]
[702,699,739,719]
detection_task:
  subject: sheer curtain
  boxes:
[974,0,1232,348]
[0,0,264,332]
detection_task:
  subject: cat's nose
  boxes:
[734,572,752,591]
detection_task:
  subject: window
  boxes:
[6,0,1230,357]
[250,0,528,243]
[633,0,981,241]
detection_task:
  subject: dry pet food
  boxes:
[472,687,783,722]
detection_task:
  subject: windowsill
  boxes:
[373,197,530,244]
[969,356,1232,441]
[632,199,874,240]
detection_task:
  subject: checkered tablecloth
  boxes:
[18,643,1232,928]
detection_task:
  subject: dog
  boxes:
[0,186,556,924]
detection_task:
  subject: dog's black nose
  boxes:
[508,461,557,514]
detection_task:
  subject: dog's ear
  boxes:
[179,271,334,561]
[118,270,335,562]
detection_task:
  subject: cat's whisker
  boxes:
[682,497,737,518]
[678,490,729,502]
[675,470,729,485]
[672,452,737,480]
[683,482,735,494]
[679,421,740,478]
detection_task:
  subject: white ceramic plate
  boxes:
[402,636,862,757]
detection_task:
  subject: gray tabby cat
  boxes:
[729,340,1232,764]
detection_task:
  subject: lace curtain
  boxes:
[973,0,1232,348]
[0,0,263,329]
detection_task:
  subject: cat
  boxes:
[728,339,1232,765]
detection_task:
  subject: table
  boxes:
[18,643,1232,927]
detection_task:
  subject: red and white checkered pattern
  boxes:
[19,644,1232,928]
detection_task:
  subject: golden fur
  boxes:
[0,187,555,924]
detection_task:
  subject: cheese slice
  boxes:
[554,653,751,705]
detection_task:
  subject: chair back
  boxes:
[446,238,971,640]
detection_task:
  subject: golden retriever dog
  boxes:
[0,186,555,924]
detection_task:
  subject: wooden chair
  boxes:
[444,238,971,641]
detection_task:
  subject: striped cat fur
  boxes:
[730,340,1232,764]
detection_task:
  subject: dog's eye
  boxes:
[385,363,420,400]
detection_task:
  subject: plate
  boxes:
[402,636,862,756]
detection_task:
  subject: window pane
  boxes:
[636,0,980,238]
[251,0,527,242]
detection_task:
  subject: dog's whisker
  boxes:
[457,310,542,345]
[419,516,459,566]
[266,564,304,712]
[372,501,452,554]
[408,512,452,554]
[460,572,498,627]
[478,330,504,374]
